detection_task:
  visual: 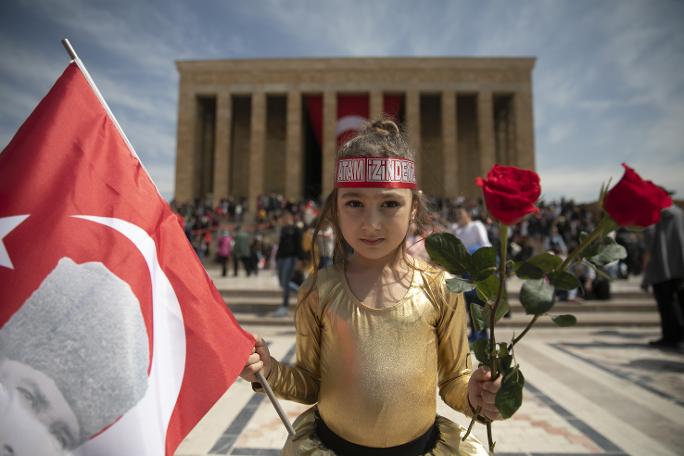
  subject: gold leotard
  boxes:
[260,261,486,455]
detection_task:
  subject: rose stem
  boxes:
[510,315,538,349]
[484,222,509,454]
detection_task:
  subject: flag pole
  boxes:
[257,371,296,437]
[60,38,158,194]
[60,38,296,439]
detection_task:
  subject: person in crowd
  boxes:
[543,224,568,256]
[271,212,304,317]
[217,229,233,277]
[249,233,263,276]
[232,225,253,277]
[240,119,499,455]
[642,203,684,348]
[450,206,491,251]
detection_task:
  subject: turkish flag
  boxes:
[336,95,369,146]
[305,94,403,148]
[0,63,254,455]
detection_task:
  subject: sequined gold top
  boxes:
[264,262,474,448]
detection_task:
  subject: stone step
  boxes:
[233,310,660,328]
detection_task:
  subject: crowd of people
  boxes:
[170,192,647,301]
[172,189,683,354]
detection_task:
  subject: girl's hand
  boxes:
[467,366,503,421]
[240,335,272,382]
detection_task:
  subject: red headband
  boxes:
[335,157,417,189]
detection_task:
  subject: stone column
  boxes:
[212,91,231,205]
[478,91,495,177]
[514,89,536,170]
[322,90,337,196]
[174,85,197,203]
[406,90,421,183]
[442,90,457,197]
[248,91,266,215]
[370,90,383,120]
[285,89,303,199]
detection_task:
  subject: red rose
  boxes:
[603,163,672,227]
[476,164,541,225]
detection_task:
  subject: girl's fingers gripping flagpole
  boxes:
[60,37,295,440]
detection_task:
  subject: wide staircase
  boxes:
[210,268,659,328]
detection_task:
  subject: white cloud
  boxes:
[539,161,684,203]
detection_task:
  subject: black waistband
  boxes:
[315,412,439,456]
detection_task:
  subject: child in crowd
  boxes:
[241,119,501,455]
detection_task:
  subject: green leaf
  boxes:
[548,271,581,291]
[520,279,555,315]
[581,259,611,281]
[526,252,563,273]
[472,246,497,280]
[475,274,500,305]
[495,366,525,419]
[515,262,545,280]
[475,293,509,330]
[470,302,488,331]
[516,252,563,280]
[589,238,627,267]
[426,233,472,274]
[471,339,490,364]
[488,293,510,323]
[551,314,577,327]
[446,277,476,293]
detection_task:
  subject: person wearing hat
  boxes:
[0,257,149,455]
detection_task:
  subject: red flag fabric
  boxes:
[305,94,403,149]
[336,94,370,145]
[305,95,323,147]
[0,63,254,455]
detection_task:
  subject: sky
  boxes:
[1,0,682,202]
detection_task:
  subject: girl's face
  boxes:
[337,187,413,262]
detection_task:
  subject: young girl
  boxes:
[241,119,502,455]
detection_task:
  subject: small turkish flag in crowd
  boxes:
[0,63,254,455]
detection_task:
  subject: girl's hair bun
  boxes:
[369,119,400,137]
[338,116,411,160]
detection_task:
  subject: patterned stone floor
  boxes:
[176,327,683,456]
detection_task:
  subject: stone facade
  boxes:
[174,57,536,207]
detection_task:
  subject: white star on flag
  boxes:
[0,215,29,269]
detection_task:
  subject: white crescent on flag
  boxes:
[336,115,368,138]
[74,216,186,456]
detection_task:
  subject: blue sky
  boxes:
[1,0,682,202]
